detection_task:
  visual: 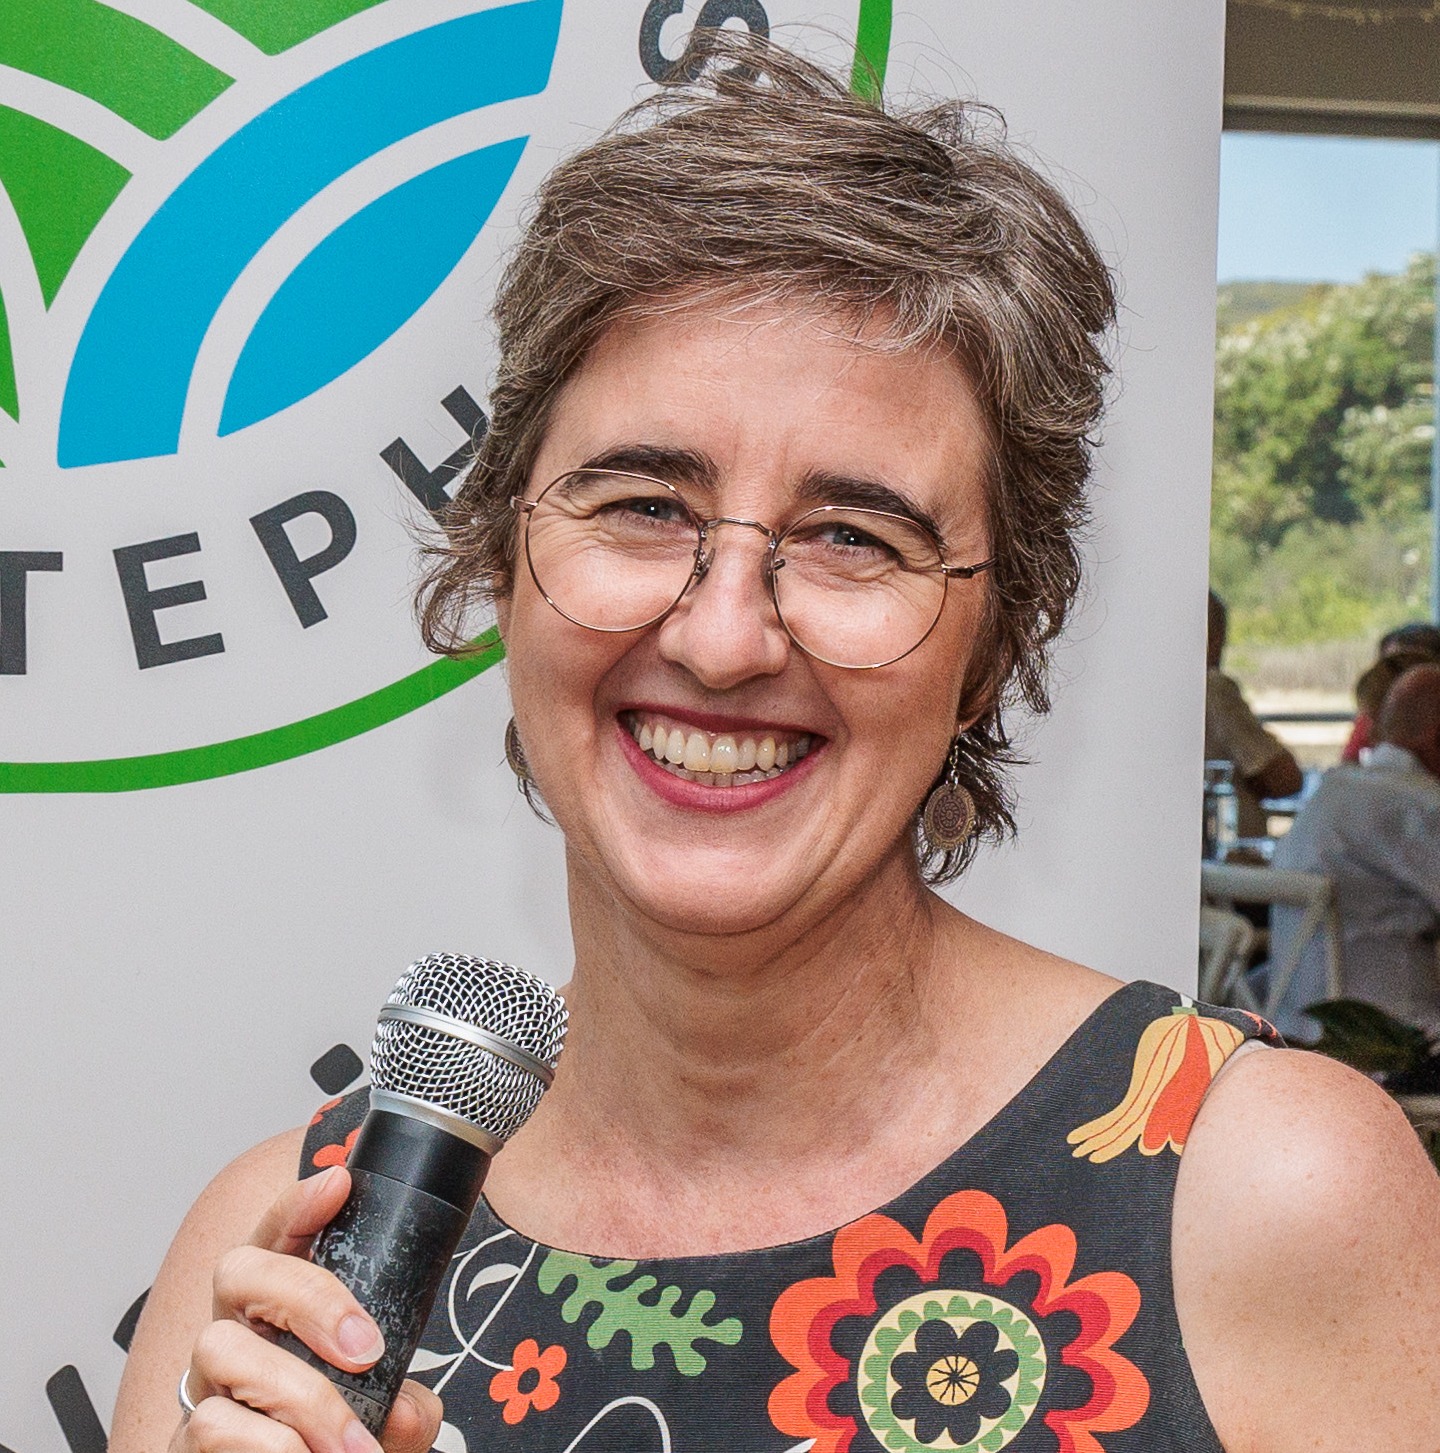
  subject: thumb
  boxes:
[381,1380,444,1453]
[249,1164,352,1257]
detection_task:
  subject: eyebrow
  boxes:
[572,447,949,549]
[795,470,948,547]
[577,444,718,490]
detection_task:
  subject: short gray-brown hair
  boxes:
[418,38,1116,881]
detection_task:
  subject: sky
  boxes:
[1217,132,1440,283]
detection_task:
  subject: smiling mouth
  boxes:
[622,711,815,787]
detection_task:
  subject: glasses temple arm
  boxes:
[939,557,996,580]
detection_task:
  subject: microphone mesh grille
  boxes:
[370,953,567,1144]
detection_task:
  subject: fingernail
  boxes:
[396,1389,432,1421]
[343,1419,383,1453]
[337,1312,385,1362]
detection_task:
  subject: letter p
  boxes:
[251,491,357,629]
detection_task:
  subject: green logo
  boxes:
[0,1,890,793]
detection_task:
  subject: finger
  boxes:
[379,1381,443,1453]
[212,1244,385,1373]
[179,1393,309,1453]
[188,1321,382,1453]
[250,1167,352,1258]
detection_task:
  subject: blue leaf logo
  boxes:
[220,138,528,437]
[58,0,562,467]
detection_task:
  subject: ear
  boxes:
[494,593,513,644]
[954,656,1005,734]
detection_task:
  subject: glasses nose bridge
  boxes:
[693,514,780,581]
[700,514,779,542]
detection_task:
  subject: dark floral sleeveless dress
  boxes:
[301,980,1278,1453]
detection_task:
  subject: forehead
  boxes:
[530,299,993,533]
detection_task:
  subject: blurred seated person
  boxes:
[1382,620,1440,657]
[1271,663,1440,1040]
[1205,590,1304,836]
[1340,621,1440,764]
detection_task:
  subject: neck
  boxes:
[538,841,970,1173]
[484,841,1113,1256]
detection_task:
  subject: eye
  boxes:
[778,510,942,581]
[818,521,889,553]
[553,472,694,529]
[786,517,900,562]
[605,494,691,525]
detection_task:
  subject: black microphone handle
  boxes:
[275,1109,492,1434]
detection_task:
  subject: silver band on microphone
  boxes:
[377,1004,556,1085]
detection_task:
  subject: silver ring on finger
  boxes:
[177,1367,199,1418]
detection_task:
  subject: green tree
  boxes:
[1213,255,1434,546]
[1211,257,1436,652]
[1336,397,1434,520]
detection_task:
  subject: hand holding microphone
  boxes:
[175,954,566,1453]
[177,1169,433,1453]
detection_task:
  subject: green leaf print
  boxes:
[537,1250,742,1375]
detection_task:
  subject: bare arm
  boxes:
[1245,748,1303,803]
[1174,1047,1440,1451]
[111,1130,440,1453]
[1207,670,1304,801]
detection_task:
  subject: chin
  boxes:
[604,851,815,940]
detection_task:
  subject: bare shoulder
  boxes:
[923,913,1125,1122]
[944,906,1121,1040]
[110,1128,305,1453]
[1176,1044,1439,1259]
[187,1127,307,1228]
[1174,1045,1440,1452]
[161,1128,307,1285]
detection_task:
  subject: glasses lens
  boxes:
[773,508,948,668]
[525,471,699,631]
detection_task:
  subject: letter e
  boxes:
[113,533,224,669]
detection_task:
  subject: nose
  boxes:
[654,520,791,688]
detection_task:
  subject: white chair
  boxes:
[1198,904,1256,1006]
[1200,862,1342,1019]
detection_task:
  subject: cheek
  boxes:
[922,591,989,721]
[841,651,965,774]
[503,582,626,736]
[501,587,567,733]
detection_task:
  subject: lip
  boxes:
[615,718,821,813]
[619,702,822,738]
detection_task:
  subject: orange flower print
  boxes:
[311,1125,359,1169]
[307,1097,341,1127]
[488,1338,566,1425]
[1067,1006,1245,1163]
[770,1189,1148,1453]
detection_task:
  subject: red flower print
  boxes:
[308,1096,342,1127]
[1238,1009,1280,1042]
[311,1125,358,1169]
[488,1337,566,1425]
[1067,1007,1246,1163]
[769,1189,1148,1453]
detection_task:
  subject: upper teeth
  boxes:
[630,715,812,785]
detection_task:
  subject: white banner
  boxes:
[0,2,1223,1447]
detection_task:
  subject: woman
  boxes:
[113,43,1440,1453]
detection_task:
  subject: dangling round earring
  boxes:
[504,717,530,786]
[922,736,976,851]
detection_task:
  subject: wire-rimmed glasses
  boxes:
[511,469,995,670]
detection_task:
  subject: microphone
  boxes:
[277,953,567,1433]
